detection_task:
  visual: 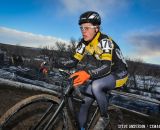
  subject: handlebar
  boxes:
[58,69,71,77]
[52,68,87,102]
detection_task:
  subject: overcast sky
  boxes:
[0,0,160,65]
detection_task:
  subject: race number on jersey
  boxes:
[100,39,113,54]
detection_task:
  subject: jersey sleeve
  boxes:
[59,57,79,69]
[74,42,85,61]
[87,38,114,79]
[99,38,114,61]
[87,60,112,79]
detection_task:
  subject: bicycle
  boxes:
[0,69,124,130]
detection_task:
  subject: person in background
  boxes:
[40,61,49,80]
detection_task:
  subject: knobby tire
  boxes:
[0,94,74,130]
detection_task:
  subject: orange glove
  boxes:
[70,70,90,87]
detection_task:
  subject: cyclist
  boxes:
[39,61,49,80]
[55,11,128,130]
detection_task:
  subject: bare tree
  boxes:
[40,45,50,60]
[67,38,77,56]
[127,58,144,90]
[56,41,66,52]
[127,58,160,98]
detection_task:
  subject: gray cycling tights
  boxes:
[78,74,116,128]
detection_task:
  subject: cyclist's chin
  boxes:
[83,37,92,42]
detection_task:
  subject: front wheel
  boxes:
[0,94,73,130]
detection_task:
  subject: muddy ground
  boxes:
[0,85,159,130]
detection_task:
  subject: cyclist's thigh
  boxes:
[92,74,116,92]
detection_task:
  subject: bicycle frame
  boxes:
[32,79,73,130]
[32,77,101,130]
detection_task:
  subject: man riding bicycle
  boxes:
[46,11,128,130]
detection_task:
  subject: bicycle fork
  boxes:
[44,99,65,130]
[32,99,65,130]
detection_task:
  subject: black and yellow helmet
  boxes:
[79,11,101,25]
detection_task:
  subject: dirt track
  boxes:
[0,85,159,130]
[0,85,46,117]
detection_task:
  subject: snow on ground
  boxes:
[0,65,160,116]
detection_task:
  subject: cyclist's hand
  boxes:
[70,70,90,87]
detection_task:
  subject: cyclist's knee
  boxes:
[91,80,103,94]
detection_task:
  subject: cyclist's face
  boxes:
[80,23,98,42]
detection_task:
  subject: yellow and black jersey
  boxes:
[61,32,128,82]
[74,32,113,61]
